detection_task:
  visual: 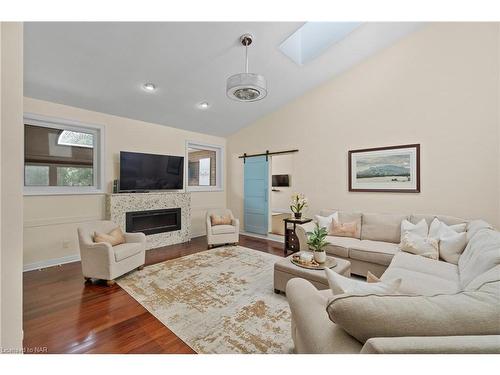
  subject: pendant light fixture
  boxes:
[226,34,267,102]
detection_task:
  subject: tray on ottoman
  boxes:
[274,253,351,294]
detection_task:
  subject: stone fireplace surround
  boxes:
[106,192,191,250]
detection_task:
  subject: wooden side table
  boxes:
[283,217,312,256]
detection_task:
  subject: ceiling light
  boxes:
[142,83,156,92]
[226,34,267,102]
[198,102,210,109]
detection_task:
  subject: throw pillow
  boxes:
[314,211,338,230]
[428,218,466,240]
[210,214,232,226]
[94,227,125,246]
[366,271,380,283]
[399,231,439,260]
[400,219,428,242]
[325,267,401,295]
[429,218,468,264]
[330,219,358,238]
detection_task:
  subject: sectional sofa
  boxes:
[295,210,489,277]
[288,210,500,353]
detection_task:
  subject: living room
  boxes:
[1,1,499,373]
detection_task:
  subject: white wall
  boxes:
[23,98,227,269]
[270,154,294,212]
[1,22,24,351]
[228,23,500,228]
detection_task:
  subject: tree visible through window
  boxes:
[58,130,94,148]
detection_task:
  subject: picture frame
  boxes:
[348,144,420,193]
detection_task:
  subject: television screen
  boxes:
[120,151,184,191]
[272,174,290,187]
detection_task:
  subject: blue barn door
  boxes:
[244,156,269,235]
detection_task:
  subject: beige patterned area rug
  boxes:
[117,246,293,354]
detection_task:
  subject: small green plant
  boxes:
[307,223,329,252]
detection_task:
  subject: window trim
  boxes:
[23,113,106,196]
[185,141,224,192]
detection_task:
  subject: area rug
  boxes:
[117,246,293,354]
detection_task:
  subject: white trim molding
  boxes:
[23,254,81,272]
[23,112,106,196]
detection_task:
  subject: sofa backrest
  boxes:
[458,228,500,290]
[410,214,468,227]
[361,213,409,243]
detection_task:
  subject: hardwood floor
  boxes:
[23,235,284,354]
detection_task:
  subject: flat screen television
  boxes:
[119,151,184,191]
[272,174,290,187]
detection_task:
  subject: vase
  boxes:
[314,251,326,264]
[294,212,302,219]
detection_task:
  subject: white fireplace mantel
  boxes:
[106,191,191,250]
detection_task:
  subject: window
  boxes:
[24,114,105,195]
[186,142,223,192]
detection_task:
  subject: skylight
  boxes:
[279,22,362,66]
[58,130,94,148]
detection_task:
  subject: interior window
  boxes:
[186,143,223,191]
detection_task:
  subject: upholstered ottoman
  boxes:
[274,254,351,294]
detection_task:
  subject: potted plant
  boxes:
[307,223,329,263]
[290,193,307,219]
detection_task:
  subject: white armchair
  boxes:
[206,209,239,248]
[77,220,146,286]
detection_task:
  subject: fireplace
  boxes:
[126,208,181,235]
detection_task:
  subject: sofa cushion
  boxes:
[399,231,439,260]
[466,220,494,242]
[400,219,428,242]
[326,290,500,343]
[361,213,408,243]
[211,224,236,235]
[113,242,143,262]
[382,252,460,295]
[410,214,467,227]
[459,229,500,289]
[348,240,399,266]
[324,236,360,258]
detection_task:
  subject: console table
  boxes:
[283,217,312,256]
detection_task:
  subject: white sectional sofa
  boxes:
[295,210,487,277]
[287,212,500,353]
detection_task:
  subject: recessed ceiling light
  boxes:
[142,83,157,92]
[198,102,210,110]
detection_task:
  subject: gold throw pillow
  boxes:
[210,214,232,226]
[94,227,125,246]
[330,219,358,238]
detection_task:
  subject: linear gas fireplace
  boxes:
[126,208,181,235]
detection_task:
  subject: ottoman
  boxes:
[274,254,351,294]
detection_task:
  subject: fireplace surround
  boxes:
[106,192,191,249]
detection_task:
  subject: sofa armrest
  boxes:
[295,221,316,251]
[231,218,240,233]
[286,278,362,354]
[124,232,146,244]
[361,335,500,354]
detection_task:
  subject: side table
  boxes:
[283,217,312,256]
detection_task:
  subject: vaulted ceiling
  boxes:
[24,22,423,136]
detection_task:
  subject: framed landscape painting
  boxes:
[348,144,420,193]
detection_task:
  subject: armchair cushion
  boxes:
[212,224,236,235]
[94,227,125,246]
[113,242,144,262]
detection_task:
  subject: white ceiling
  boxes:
[24,22,423,136]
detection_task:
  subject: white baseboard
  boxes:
[240,231,284,243]
[23,254,81,272]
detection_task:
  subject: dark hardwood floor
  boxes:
[23,235,284,354]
